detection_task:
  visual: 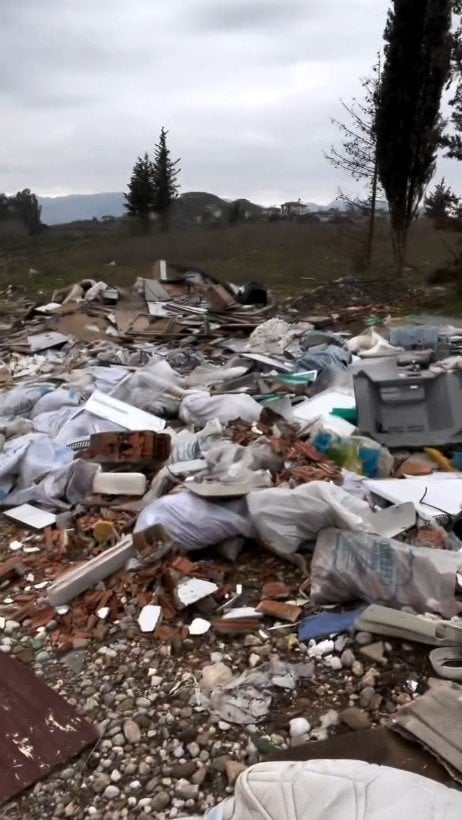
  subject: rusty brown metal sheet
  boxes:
[0,653,98,806]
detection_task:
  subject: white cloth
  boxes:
[205,760,462,820]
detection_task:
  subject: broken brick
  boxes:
[257,599,301,623]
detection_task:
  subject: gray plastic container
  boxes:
[353,368,462,448]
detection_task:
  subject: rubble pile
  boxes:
[1,260,462,818]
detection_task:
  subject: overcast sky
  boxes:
[0,0,458,205]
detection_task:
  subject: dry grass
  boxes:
[0,217,460,302]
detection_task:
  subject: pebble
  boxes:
[351,660,364,677]
[187,741,200,758]
[136,697,151,708]
[92,774,110,794]
[324,655,342,671]
[225,759,246,785]
[175,779,199,799]
[151,791,170,812]
[355,631,373,646]
[360,686,376,708]
[289,717,311,738]
[340,648,355,668]
[123,719,141,744]
[103,785,120,800]
[110,770,122,783]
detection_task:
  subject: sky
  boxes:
[0,0,458,205]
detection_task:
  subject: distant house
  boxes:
[280,199,308,217]
[262,206,281,218]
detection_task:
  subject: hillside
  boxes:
[39,190,265,226]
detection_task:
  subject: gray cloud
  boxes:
[1,0,455,205]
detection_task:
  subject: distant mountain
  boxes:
[39,192,125,224]
[39,190,265,225]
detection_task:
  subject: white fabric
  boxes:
[205,759,462,820]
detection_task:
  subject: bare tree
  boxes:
[324,56,382,267]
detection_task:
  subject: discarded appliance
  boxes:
[354,369,462,448]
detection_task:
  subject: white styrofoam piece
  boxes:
[85,390,166,433]
[175,578,218,608]
[4,504,56,530]
[138,605,163,633]
[365,475,462,520]
[188,617,211,636]
[93,472,147,496]
[367,502,416,538]
[48,535,135,606]
[292,391,356,424]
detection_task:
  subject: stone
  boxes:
[187,741,200,758]
[175,779,199,799]
[92,774,110,794]
[355,631,373,646]
[360,642,387,665]
[324,655,342,671]
[340,707,371,730]
[341,649,355,668]
[170,761,197,779]
[359,687,376,709]
[351,660,364,677]
[123,719,141,744]
[225,759,246,786]
[151,791,170,812]
[110,770,122,783]
[289,717,311,738]
[103,785,120,800]
[191,767,207,786]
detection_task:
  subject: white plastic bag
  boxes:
[247,482,370,557]
[179,391,261,426]
[134,491,254,550]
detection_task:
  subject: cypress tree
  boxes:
[152,128,180,232]
[375,0,452,272]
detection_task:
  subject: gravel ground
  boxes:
[0,547,431,820]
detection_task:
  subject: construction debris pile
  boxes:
[2,260,462,815]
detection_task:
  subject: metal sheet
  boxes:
[0,653,97,805]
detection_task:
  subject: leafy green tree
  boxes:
[375,0,452,272]
[424,177,459,224]
[152,128,180,232]
[13,189,42,235]
[124,153,154,231]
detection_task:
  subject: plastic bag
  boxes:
[310,528,462,617]
[30,387,83,419]
[179,391,261,426]
[134,491,254,550]
[110,360,186,418]
[248,482,370,557]
[0,384,54,418]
